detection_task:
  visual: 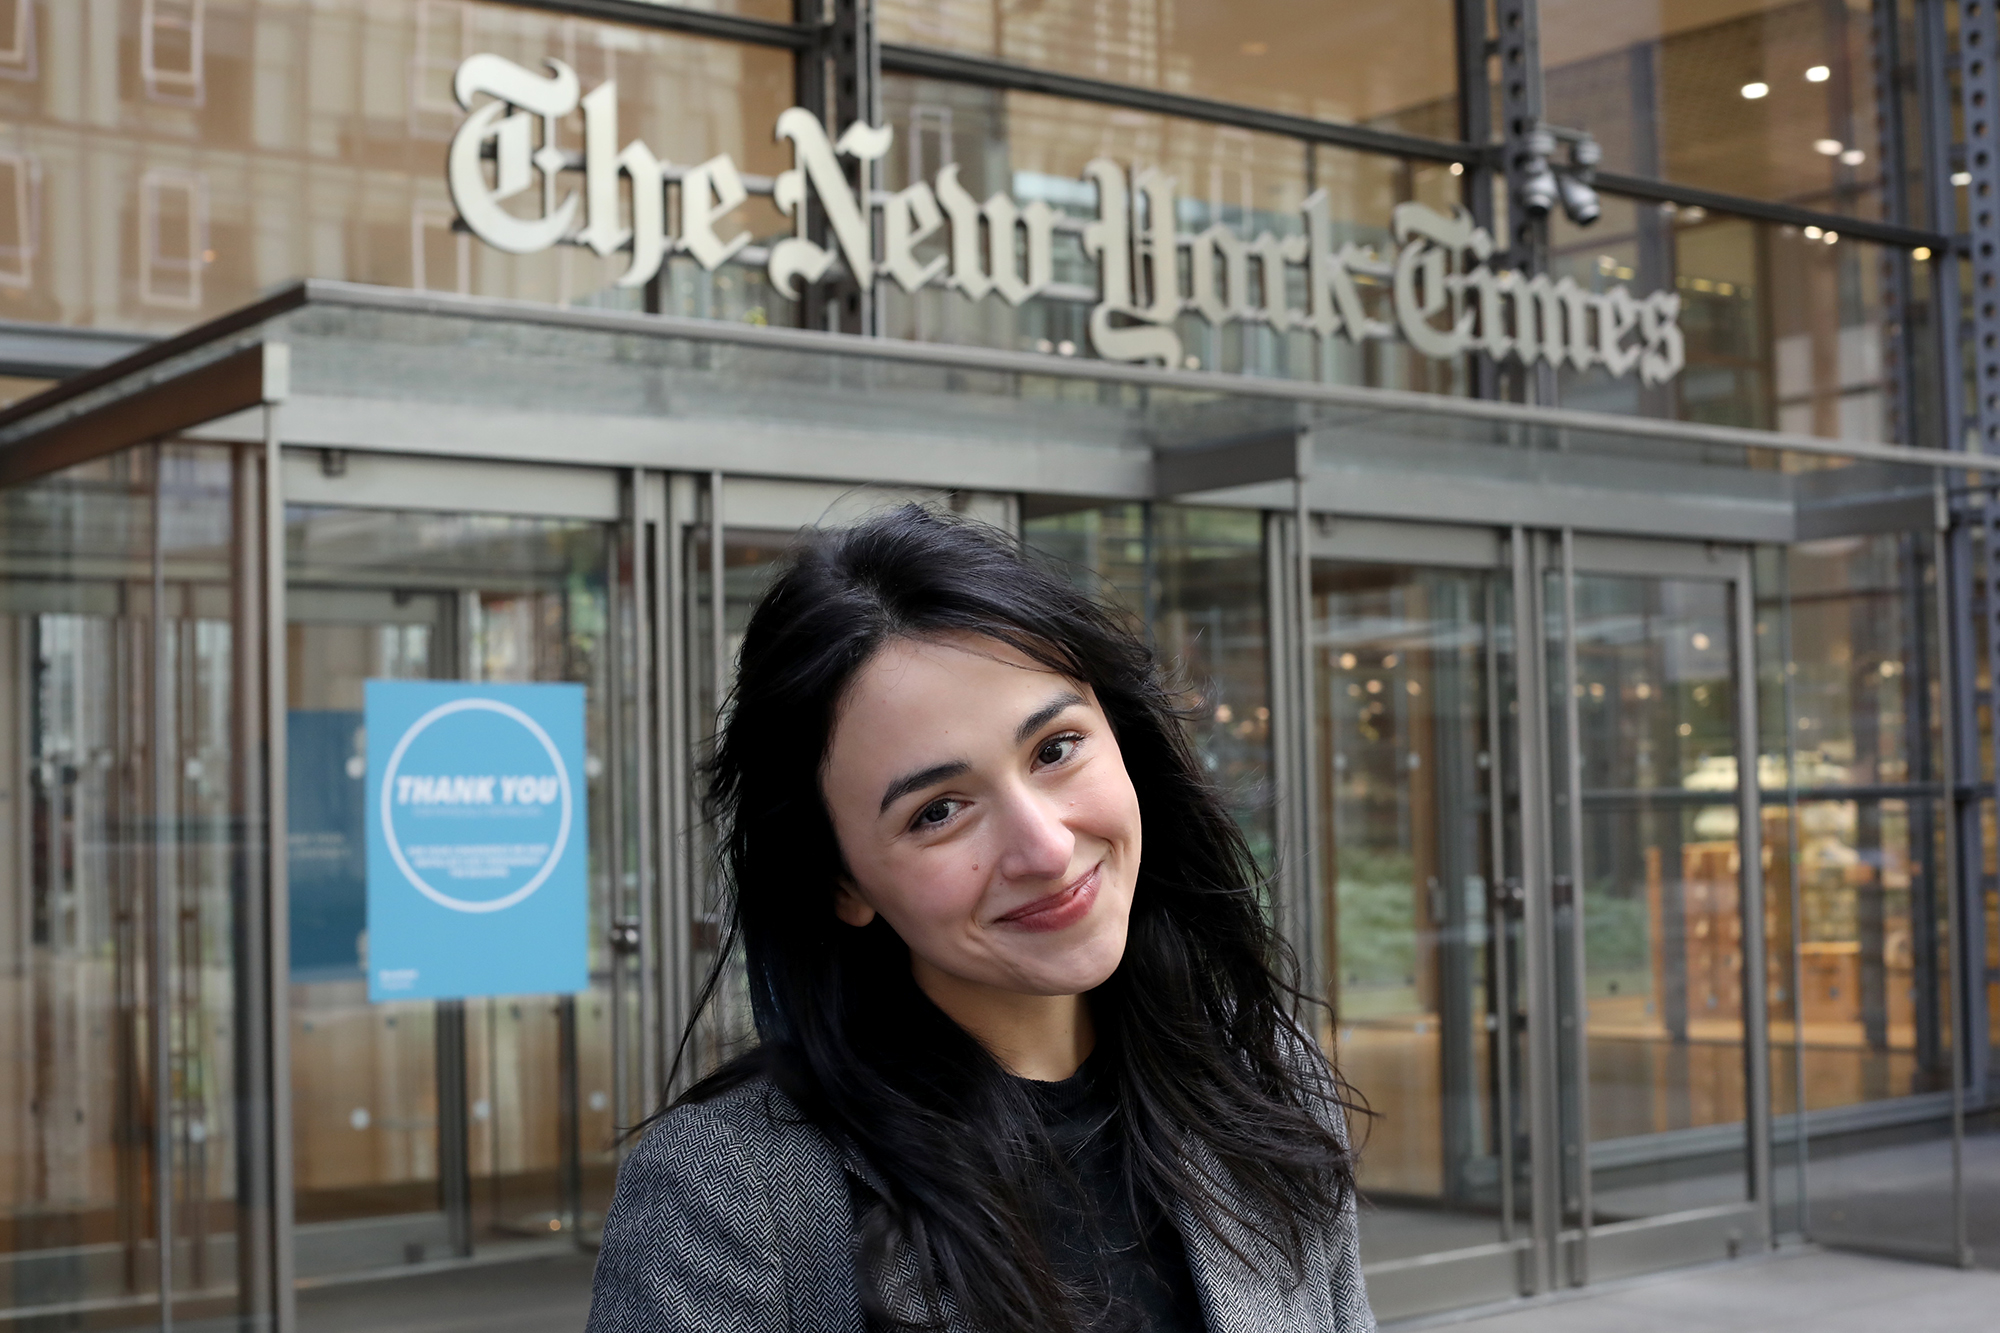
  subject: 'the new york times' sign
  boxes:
[446,55,1683,383]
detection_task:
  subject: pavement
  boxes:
[283,1233,2000,1333]
[1403,1245,2000,1333]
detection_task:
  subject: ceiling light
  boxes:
[1840,148,1866,166]
[1913,246,1932,261]
[1741,81,1770,99]
[1814,138,1843,155]
[1954,170,1973,185]
[1448,161,1464,176]
[1806,65,1830,83]
[1824,230,1839,244]
[1804,225,1822,238]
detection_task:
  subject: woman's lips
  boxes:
[996,864,1102,933]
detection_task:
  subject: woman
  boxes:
[588,506,1372,1333]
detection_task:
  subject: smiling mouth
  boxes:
[996,863,1102,933]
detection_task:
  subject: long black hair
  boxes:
[670,504,1355,1333]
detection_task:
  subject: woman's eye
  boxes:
[1035,735,1079,767]
[913,798,956,829]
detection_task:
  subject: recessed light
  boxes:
[1840,148,1866,166]
[1806,65,1830,83]
[1913,246,1932,261]
[1824,231,1839,244]
[1814,138,1843,155]
[1741,81,1770,99]
[1448,162,1464,176]
[1954,171,1973,185]
[1804,225,1823,239]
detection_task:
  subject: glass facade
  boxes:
[0,1,1991,1329]
[1,440,271,1326]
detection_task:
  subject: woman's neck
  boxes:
[912,959,1095,1081]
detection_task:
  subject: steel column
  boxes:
[1954,0,1999,1099]
[1734,553,1775,1250]
[151,443,174,1332]
[1511,529,1561,1295]
[261,387,298,1333]
[1556,531,1591,1284]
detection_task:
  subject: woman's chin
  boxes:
[1010,924,1129,997]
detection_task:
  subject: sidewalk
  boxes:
[1406,1245,2000,1333]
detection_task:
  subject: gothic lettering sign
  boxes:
[447,55,1684,383]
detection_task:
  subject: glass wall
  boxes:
[1023,503,1275,864]
[0,0,794,333]
[1542,0,1889,219]
[877,0,1463,137]
[878,78,1466,389]
[1550,196,1935,445]
[0,440,268,1326]
[1752,533,1962,1259]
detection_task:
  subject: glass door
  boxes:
[279,460,645,1308]
[1539,533,1768,1285]
[1313,521,1768,1312]
[1308,520,1530,1321]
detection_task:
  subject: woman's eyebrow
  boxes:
[879,760,969,815]
[1014,690,1086,744]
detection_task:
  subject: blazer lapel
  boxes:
[1175,1142,1336,1333]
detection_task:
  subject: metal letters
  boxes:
[447,55,1683,383]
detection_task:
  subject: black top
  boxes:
[1019,1059,1208,1333]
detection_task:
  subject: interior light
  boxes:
[1804,225,1823,239]
[1814,138,1843,156]
[1448,161,1464,176]
[1806,65,1831,83]
[1840,148,1866,166]
[1824,230,1839,244]
[1913,246,1932,262]
[1741,81,1770,99]
[1954,171,1973,185]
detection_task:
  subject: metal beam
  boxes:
[488,0,812,49]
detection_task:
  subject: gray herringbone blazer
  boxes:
[585,1075,1375,1333]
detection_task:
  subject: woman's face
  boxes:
[820,633,1142,1001]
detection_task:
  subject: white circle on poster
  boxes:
[378,697,573,914]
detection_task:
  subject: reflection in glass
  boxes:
[1310,560,1516,1271]
[0,443,262,1323]
[877,80,1463,390]
[285,508,621,1278]
[0,0,795,333]
[1024,504,1274,865]
[1550,198,1926,446]
[1564,572,1749,1220]
[1542,0,1886,219]
[878,0,1461,137]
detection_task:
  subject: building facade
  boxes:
[0,1,1994,1329]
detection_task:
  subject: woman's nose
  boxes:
[995,786,1075,881]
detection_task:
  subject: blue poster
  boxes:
[364,680,588,1002]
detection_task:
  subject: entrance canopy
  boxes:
[0,280,1950,543]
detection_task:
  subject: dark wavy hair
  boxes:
[667,504,1355,1333]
